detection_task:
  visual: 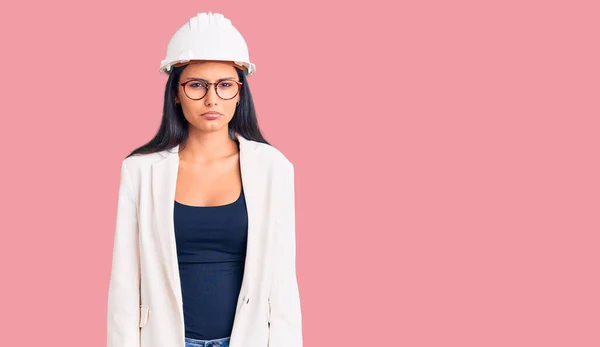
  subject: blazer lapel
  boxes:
[236,135,263,304]
[150,145,181,309]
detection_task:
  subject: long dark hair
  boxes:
[126,65,270,158]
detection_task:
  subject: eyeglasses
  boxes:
[178,78,243,100]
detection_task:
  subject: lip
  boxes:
[201,111,223,119]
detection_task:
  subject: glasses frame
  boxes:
[178,78,243,101]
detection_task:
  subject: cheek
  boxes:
[179,102,203,124]
[180,102,196,119]
[225,102,238,117]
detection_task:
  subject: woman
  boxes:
[106,12,303,347]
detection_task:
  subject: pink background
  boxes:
[0,0,598,346]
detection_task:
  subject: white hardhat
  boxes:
[159,12,256,76]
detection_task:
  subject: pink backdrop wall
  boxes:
[0,0,598,346]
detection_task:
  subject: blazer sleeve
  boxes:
[107,159,140,347]
[268,161,303,347]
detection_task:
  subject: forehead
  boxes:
[180,61,238,80]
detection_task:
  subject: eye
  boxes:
[191,83,205,88]
[218,81,237,89]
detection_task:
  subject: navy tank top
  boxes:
[173,187,248,340]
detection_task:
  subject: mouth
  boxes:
[201,111,223,120]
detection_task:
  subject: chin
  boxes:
[195,122,227,132]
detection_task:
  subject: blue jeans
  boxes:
[184,336,230,347]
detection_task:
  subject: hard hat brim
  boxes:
[160,59,255,76]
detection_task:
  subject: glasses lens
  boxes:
[184,81,208,100]
[216,81,240,100]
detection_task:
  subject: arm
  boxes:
[268,161,303,347]
[107,159,140,347]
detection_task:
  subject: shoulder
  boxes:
[249,140,294,173]
[119,150,166,177]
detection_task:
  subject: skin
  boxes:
[174,61,244,207]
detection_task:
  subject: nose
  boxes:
[204,85,219,106]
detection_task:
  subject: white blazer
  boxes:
[107,134,303,347]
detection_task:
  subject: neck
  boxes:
[179,128,238,163]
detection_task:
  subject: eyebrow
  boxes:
[183,77,237,82]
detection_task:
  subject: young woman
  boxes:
[106,12,303,347]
